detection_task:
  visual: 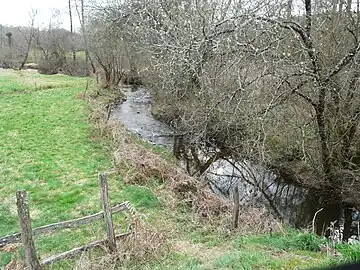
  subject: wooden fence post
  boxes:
[99,173,116,253]
[16,190,42,270]
[233,185,240,229]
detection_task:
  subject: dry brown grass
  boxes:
[3,259,23,270]
[107,119,229,219]
[120,217,167,263]
[235,206,284,234]
[73,218,166,270]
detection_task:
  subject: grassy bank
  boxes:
[0,69,356,269]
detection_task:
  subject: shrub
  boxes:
[38,52,66,75]
[63,59,90,77]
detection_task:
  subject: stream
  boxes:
[112,88,317,227]
[112,88,175,149]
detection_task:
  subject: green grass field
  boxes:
[0,69,116,266]
[0,69,356,269]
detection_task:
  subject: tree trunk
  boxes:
[343,206,353,242]
[69,0,76,62]
[0,25,3,55]
[20,10,37,70]
[20,49,31,70]
[16,191,42,270]
[6,33,12,60]
[346,0,352,15]
[287,0,293,19]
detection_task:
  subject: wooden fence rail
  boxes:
[41,232,131,266]
[0,202,131,248]
[0,173,134,270]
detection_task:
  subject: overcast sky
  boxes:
[0,0,75,29]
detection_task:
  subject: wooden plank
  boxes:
[99,173,116,252]
[41,232,131,266]
[0,201,131,247]
[16,190,42,270]
[232,185,240,229]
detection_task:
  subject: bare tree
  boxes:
[75,0,95,73]
[31,10,71,74]
[19,9,38,70]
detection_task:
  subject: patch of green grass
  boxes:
[336,243,360,262]
[214,250,278,269]
[190,226,225,246]
[0,253,13,267]
[0,70,111,267]
[0,75,25,92]
[239,230,327,252]
[121,185,162,209]
[0,206,18,233]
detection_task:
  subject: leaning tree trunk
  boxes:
[20,34,34,70]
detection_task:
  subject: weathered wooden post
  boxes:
[232,185,240,229]
[99,173,116,253]
[16,190,42,270]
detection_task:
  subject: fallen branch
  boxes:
[0,202,131,247]
[312,208,324,234]
[151,132,187,138]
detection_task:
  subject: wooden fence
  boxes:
[0,173,134,269]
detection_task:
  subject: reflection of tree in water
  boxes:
[206,158,310,226]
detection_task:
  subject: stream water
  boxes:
[112,88,175,149]
[112,88,313,226]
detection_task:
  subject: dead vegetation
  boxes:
[109,116,230,220]
[71,218,166,270]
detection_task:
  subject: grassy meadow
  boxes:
[0,69,356,269]
[0,69,129,267]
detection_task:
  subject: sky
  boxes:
[0,0,75,29]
